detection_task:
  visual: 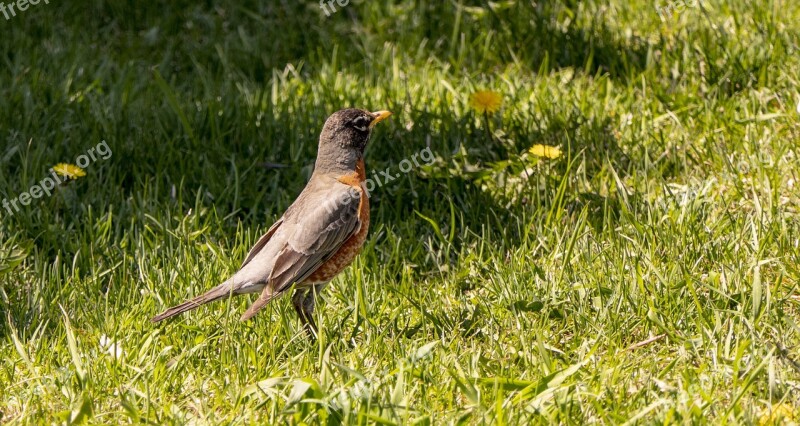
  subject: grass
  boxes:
[1,0,799,423]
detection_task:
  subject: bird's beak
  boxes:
[369,110,392,128]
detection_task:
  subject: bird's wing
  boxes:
[240,183,363,319]
[240,217,284,268]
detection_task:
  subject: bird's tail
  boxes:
[151,280,235,322]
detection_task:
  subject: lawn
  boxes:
[1,0,799,424]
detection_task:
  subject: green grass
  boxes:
[1,0,800,423]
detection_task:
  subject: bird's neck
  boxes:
[335,158,367,188]
[313,146,364,178]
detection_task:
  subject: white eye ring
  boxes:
[352,116,370,132]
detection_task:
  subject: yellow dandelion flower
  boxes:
[529,144,562,159]
[469,90,503,114]
[759,403,795,426]
[52,163,86,179]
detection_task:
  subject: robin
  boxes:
[151,108,392,338]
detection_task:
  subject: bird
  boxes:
[151,108,392,339]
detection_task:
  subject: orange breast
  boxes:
[305,159,370,283]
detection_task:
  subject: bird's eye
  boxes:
[351,116,370,132]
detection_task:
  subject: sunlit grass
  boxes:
[1,0,799,423]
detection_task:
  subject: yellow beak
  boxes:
[369,110,393,128]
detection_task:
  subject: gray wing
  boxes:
[240,184,362,319]
[241,218,284,268]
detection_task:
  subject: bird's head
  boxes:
[314,108,392,174]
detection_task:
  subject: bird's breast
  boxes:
[305,160,370,283]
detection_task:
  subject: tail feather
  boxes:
[151,281,235,322]
[239,288,279,321]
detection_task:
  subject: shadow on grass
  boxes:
[28,0,652,83]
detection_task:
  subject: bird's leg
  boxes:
[292,288,318,340]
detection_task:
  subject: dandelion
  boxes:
[469,90,503,115]
[469,90,503,144]
[529,144,562,159]
[758,403,795,425]
[52,163,86,179]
